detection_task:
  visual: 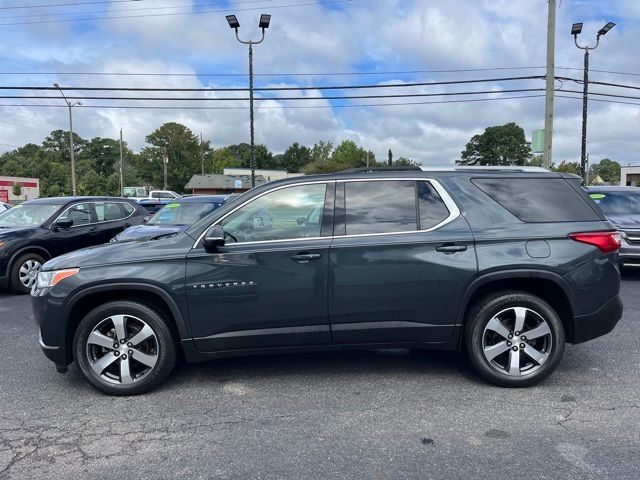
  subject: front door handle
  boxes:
[290,253,321,263]
[436,244,467,254]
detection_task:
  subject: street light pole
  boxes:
[226,13,271,188]
[571,21,615,183]
[54,83,81,196]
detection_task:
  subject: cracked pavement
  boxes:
[1,274,639,479]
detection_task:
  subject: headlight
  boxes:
[36,268,79,289]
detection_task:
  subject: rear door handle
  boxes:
[436,244,467,254]
[290,253,321,263]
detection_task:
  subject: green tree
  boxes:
[143,122,201,192]
[393,157,420,168]
[303,141,334,174]
[205,147,241,174]
[331,140,368,169]
[457,122,531,166]
[553,161,581,175]
[590,158,621,183]
[388,148,393,166]
[280,143,310,172]
[12,182,22,197]
[226,143,275,170]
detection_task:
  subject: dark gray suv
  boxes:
[32,167,623,395]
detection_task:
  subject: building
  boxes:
[620,166,640,186]
[185,174,268,195]
[223,168,304,182]
[0,175,40,203]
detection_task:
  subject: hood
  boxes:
[605,214,640,230]
[0,226,39,240]
[113,224,186,242]
[43,231,192,271]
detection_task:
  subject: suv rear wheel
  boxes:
[465,292,565,387]
[74,301,177,396]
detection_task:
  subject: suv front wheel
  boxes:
[465,292,565,387]
[74,301,177,395]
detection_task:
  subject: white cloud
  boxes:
[0,0,639,170]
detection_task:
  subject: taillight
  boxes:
[569,231,621,253]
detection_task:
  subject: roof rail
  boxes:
[340,166,422,173]
[450,166,549,172]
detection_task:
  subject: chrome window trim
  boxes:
[52,201,135,228]
[192,177,460,249]
[92,201,136,224]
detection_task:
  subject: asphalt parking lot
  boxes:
[1,276,639,479]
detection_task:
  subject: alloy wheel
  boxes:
[19,259,42,289]
[482,307,553,377]
[85,314,159,385]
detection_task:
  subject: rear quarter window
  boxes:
[472,178,601,222]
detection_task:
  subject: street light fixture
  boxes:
[54,83,81,196]
[226,13,271,188]
[572,21,615,184]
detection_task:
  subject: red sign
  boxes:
[0,180,37,188]
[0,189,8,203]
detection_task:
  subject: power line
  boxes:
[0,66,548,78]
[558,89,640,101]
[0,0,351,25]
[0,0,268,18]
[0,94,547,110]
[556,94,640,107]
[0,0,141,10]
[0,87,546,101]
[0,75,546,92]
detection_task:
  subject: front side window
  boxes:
[57,203,93,226]
[220,183,327,243]
[345,180,417,235]
[95,202,126,222]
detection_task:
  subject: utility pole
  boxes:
[163,150,168,190]
[226,13,271,188]
[200,132,204,175]
[572,21,615,183]
[543,0,556,170]
[119,128,124,197]
[53,83,81,196]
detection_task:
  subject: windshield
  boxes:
[148,201,224,226]
[123,187,147,198]
[589,191,640,215]
[0,204,60,227]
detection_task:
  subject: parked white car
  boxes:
[0,202,12,213]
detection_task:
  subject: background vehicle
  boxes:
[123,186,149,201]
[32,168,622,395]
[0,197,147,294]
[137,190,182,213]
[587,186,640,268]
[113,195,233,243]
[0,202,12,213]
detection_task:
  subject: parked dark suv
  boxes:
[0,196,147,293]
[32,168,622,395]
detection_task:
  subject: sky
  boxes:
[0,0,638,167]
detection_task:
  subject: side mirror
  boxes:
[296,217,306,225]
[52,219,73,231]
[202,225,225,251]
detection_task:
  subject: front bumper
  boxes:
[32,287,70,371]
[571,294,623,344]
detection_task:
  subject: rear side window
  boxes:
[95,202,126,222]
[121,203,135,215]
[472,178,600,222]
[345,180,416,234]
[417,181,450,229]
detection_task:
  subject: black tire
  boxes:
[9,252,45,294]
[73,301,177,396]
[464,291,565,387]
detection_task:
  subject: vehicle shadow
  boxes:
[621,268,640,281]
[165,348,480,389]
